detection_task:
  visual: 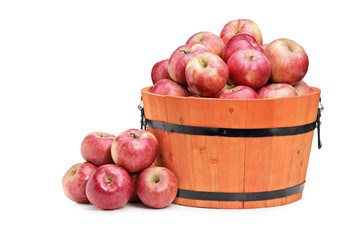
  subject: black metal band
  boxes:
[177,182,305,202]
[145,118,316,138]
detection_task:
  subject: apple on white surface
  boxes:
[136,166,178,209]
[151,79,191,97]
[111,129,158,173]
[264,38,309,84]
[220,19,263,45]
[218,85,258,99]
[62,162,97,203]
[151,59,171,85]
[257,83,298,98]
[227,49,271,90]
[222,34,263,63]
[167,43,208,86]
[80,132,115,166]
[185,51,229,97]
[292,80,312,96]
[85,164,132,210]
[186,31,225,56]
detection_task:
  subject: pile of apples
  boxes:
[62,129,178,210]
[151,19,311,99]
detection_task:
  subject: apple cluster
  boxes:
[62,129,178,210]
[151,19,312,99]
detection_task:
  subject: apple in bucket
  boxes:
[167,43,208,86]
[264,38,309,84]
[222,34,263,63]
[186,31,225,56]
[218,85,258,99]
[151,59,171,85]
[257,83,298,98]
[185,51,229,97]
[227,49,271,90]
[152,79,191,97]
[220,19,263,45]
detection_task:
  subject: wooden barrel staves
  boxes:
[141,86,322,209]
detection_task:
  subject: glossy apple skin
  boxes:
[257,83,298,99]
[220,19,263,45]
[151,59,171,85]
[218,85,258,99]
[136,166,178,209]
[222,34,263,63]
[292,80,312,96]
[111,129,158,173]
[80,132,116,166]
[264,38,309,84]
[186,31,225,56]
[151,79,191,97]
[62,162,97,203]
[168,43,208,86]
[227,49,271,90]
[185,51,229,97]
[86,164,132,210]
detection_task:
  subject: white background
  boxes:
[1,0,359,239]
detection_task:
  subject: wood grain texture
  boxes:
[141,86,321,209]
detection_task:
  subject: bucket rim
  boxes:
[141,86,321,102]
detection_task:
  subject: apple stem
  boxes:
[129,132,139,139]
[179,49,190,55]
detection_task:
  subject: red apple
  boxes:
[111,129,158,173]
[152,79,191,97]
[218,85,258,99]
[62,162,97,203]
[186,31,225,56]
[168,43,208,86]
[185,51,229,97]
[128,173,140,203]
[292,80,311,96]
[136,166,178,209]
[222,34,263,63]
[86,164,132,210]
[227,49,271,90]
[220,19,263,45]
[213,81,235,98]
[257,83,298,99]
[264,38,309,84]
[80,132,115,166]
[151,59,171,85]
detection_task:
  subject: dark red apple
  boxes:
[85,164,132,210]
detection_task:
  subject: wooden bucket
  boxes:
[141,86,321,209]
